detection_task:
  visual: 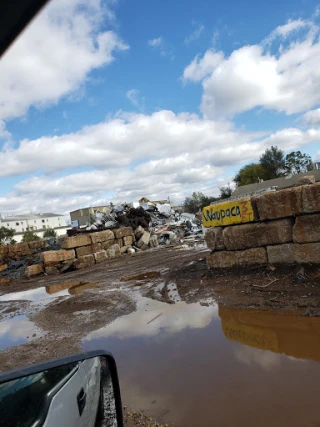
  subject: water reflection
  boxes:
[0,287,70,303]
[85,295,218,341]
[46,282,81,295]
[84,300,320,427]
[68,282,97,295]
[0,316,39,350]
[219,306,320,362]
[0,282,98,302]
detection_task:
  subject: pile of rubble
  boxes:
[0,240,59,281]
[87,200,203,246]
[0,201,204,280]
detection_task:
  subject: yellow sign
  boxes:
[202,198,255,228]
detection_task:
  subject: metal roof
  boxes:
[0,213,63,222]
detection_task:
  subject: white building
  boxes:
[0,213,69,243]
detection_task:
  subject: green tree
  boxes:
[43,228,57,238]
[0,226,15,245]
[259,146,286,179]
[183,192,217,213]
[285,151,314,175]
[22,227,40,242]
[234,163,267,187]
[219,185,232,199]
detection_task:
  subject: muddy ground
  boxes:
[0,247,207,368]
[1,246,320,368]
[168,261,320,315]
[1,245,320,426]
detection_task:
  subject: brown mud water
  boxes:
[82,294,320,427]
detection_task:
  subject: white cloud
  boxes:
[259,127,320,151]
[182,50,224,83]
[184,23,205,45]
[126,89,144,110]
[86,297,218,340]
[0,193,94,216]
[148,37,163,48]
[0,120,11,140]
[263,19,310,45]
[148,36,174,59]
[212,30,220,48]
[0,317,39,342]
[0,110,263,178]
[183,16,320,119]
[0,0,128,124]
[234,346,281,370]
[302,108,320,125]
[0,108,318,214]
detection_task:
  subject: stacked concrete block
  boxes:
[94,250,108,263]
[41,249,75,265]
[301,182,320,213]
[266,244,295,264]
[61,234,91,249]
[25,264,44,278]
[135,226,145,240]
[75,254,95,269]
[137,231,150,250]
[294,243,320,264]
[205,182,320,268]
[45,266,59,275]
[75,243,102,258]
[90,230,114,244]
[114,227,133,239]
[293,214,320,243]
[29,240,46,252]
[205,227,225,251]
[207,248,267,269]
[223,219,293,251]
[106,244,121,259]
[115,239,123,248]
[252,186,302,220]
[0,225,152,277]
[123,236,133,246]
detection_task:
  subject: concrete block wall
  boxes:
[42,227,134,275]
[205,182,320,268]
[1,226,141,278]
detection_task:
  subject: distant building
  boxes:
[232,169,320,198]
[70,205,111,227]
[0,213,68,243]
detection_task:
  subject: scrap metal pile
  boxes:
[87,200,203,246]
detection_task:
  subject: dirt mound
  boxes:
[30,290,136,336]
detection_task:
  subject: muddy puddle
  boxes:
[1,265,320,426]
[83,294,320,427]
[0,281,100,351]
[0,315,41,350]
[0,281,99,303]
[0,287,70,303]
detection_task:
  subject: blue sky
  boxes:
[1,0,320,215]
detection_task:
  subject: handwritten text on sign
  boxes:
[202,198,255,227]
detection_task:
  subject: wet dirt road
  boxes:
[0,246,320,426]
